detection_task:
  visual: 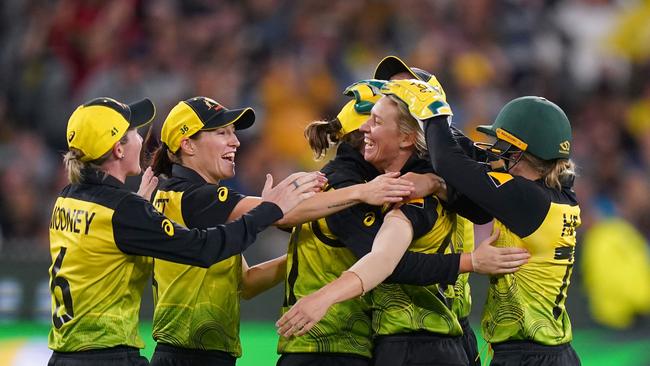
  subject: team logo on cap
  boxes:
[68,131,75,143]
[203,98,223,112]
[559,141,570,154]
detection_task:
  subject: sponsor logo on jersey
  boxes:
[363,212,376,227]
[217,187,229,202]
[162,219,174,236]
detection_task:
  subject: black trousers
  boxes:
[459,317,481,365]
[150,343,236,366]
[490,341,581,366]
[372,332,468,366]
[48,346,149,366]
[277,352,370,366]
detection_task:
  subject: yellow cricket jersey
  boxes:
[151,164,246,356]
[370,197,463,337]
[280,145,466,357]
[48,168,282,352]
[428,121,581,346]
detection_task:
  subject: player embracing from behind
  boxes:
[382,79,582,365]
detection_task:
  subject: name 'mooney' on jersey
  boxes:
[48,193,152,352]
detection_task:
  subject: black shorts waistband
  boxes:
[375,330,461,343]
[52,345,141,357]
[155,343,235,360]
[491,341,573,354]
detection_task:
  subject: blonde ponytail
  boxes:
[544,159,576,190]
[64,149,86,184]
[523,153,576,190]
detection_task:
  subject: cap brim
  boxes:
[127,98,156,129]
[203,107,256,131]
[476,124,496,136]
[374,56,420,80]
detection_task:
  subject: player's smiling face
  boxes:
[359,96,404,172]
[192,125,240,183]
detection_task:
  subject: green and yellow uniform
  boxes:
[48,169,281,353]
[426,114,581,364]
[278,144,380,360]
[371,198,460,337]
[151,164,246,357]
[279,145,466,366]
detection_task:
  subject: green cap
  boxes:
[476,96,572,160]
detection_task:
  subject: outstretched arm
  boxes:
[240,255,287,300]
[228,172,414,227]
[275,224,519,337]
[275,209,413,337]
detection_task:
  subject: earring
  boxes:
[119,154,125,159]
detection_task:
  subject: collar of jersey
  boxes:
[171,164,208,184]
[80,168,124,188]
[400,153,433,175]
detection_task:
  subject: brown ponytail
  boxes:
[151,144,176,177]
[305,118,344,160]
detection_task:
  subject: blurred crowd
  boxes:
[0,0,649,328]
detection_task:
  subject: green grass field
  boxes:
[1,322,649,365]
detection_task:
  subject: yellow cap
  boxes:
[67,97,155,162]
[161,96,255,153]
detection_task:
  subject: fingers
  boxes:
[277,315,313,338]
[137,167,158,201]
[294,320,316,336]
[495,247,529,255]
[382,171,400,178]
[275,308,297,329]
[295,172,327,187]
[501,258,530,270]
[277,313,307,338]
[262,174,273,196]
[142,166,153,180]
[486,228,500,245]
[493,266,520,275]
[279,172,327,192]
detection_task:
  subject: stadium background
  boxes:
[1,0,649,365]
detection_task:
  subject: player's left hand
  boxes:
[276,293,330,337]
[381,79,452,122]
[400,172,447,202]
[137,166,158,201]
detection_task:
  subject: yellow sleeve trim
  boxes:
[487,172,514,187]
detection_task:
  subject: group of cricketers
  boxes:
[47,55,581,366]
